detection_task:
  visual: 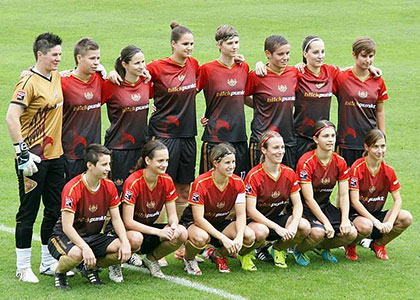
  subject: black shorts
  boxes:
[63,157,86,183]
[296,135,315,163]
[350,210,388,240]
[249,142,297,170]
[266,214,292,241]
[200,141,249,179]
[303,203,342,234]
[337,147,364,168]
[155,137,196,184]
[139,223,167,255]
[183,218,233,248]
[110,148,143,195]
[48,231,118,260]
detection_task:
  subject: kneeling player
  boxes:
[48,144,132,289]
[181,143,256,274]
[122,140,188,278]
[245,131,311,268]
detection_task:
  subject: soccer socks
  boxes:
[151,240,181,261]
[96,253,120,268]
[16,248,31,269]
[41,244,57,266]
[185,240,206,261]
[239,240,261,256]
[56,256,82,274]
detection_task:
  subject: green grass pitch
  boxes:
[0,0,419,299]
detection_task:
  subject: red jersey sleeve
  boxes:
[245,71,260,96]
[234,176,246,194]
[378,78,388,101]
[122,173,140,206]
[197,64,209,92]
[337,156,350,181]
[164,176,178,202]
[296,157,313,183]
[289,170,301,194]
[101,80,114,105]
[188,180,204,206]
[244,171,258,198]
[107,180,120,208]
[327,64,341,81]
[349,164,361,190]
[147,60,160,82]
[61,180,81,213]
[147,79,154,99]
[386,165,401,192]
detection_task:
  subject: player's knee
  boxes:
[396,210,413,229]
[190,232,209,248]
[297,219,311,237]
[309,227,325,243]
[68,246,83,261]
[128,231,143,250]
[252,224,269,241]
[243,227,256,245]
[179,226,188,243]
[356,219,373,237]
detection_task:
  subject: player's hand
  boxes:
[324,223,335,239]
[200,116,209,127]
[142,68,151,84]
[255,61,267,77]
[59,70,72,77]
[96,63,107,80]
[20,69,33,79]
[221,237,236,255]
[170,224,181,240]
[14,142,41,177]
[286,223,298,239]
[108,70,123,84]
[234,54,245,64]
[232,236,244,253]
[295,62,306,73]
[159,226,174,240]
[118,240,132,263]
[339,219,352,235]
[369,65,382,78]
[82,246,97,268]
[381,221,393,234]
[275,226,294,241]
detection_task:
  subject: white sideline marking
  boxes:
[0,223,247,300]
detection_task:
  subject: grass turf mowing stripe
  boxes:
[0,223,248,300]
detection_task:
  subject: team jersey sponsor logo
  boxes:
[271,200,287,207]
[303,92,332,98]
[167,83,196,93]
[89,204,98,213]
[214,211,230,218]
[72,102,101,111]
[216,201,225,209]
[350,177,358,188]
[191,192,200,203]
[271,191,281,199]
[122,104,149,113]
[216,90,245,97]
[345,100,357,107]
[300,170,308,180]
[359,103,376,109]
[131,93,141,102]
[227,78,237,87]
[146,201,156,209]
[358,90,368,99]
[136,211,160,219]
[16,90,26,101]
[89,215,106,223]
[245,183,252,194]
[266,96,295,103]
[84,92,94,100]
[316,82,326,89]
[321,177,331,185]
[369,186,376,194]
[278,85,287,93]
[361,195,385,203]
[178,74,186,81]
[64,196,73,208]
[124,190,133,201]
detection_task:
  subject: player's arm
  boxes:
[233,197,246,252]
[376,101,385,133]
[300,182,334,238]
[287,192,303,237]
[382,190,402,232]
[350,189,386,232]
[6,103,24,143]
[165,200,182,240]
[338,180,352,235]
[62,210,96,268]
[109,206,131,262]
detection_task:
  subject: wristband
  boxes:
[13,142,28,155]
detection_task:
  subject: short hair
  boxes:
[114,45,143,86]
[215,25,238,43]
[264,35,289,53]
[73,37,99,66]
[84,143,111,166]
[134,140,168,170]
[210,142,236,167]
[33,33,62,61]
[170,21,192,43]
[302,35,323,64]
[352,37,376,56]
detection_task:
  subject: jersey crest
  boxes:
[131,93,141,102]
[227,78,237,87]
[84,92,94,100]
[278,84,287,93]
[358,90,368,98]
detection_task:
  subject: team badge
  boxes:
[64,196,73,208]
[227,78,237,87]
[278,85,287,93]
[178,74,186,81]
[191,192,200,203]
[124,190,133,201]
[316,82,325,89]
[131,93,141,102]
[350,178,358,188]
[146,201,156,209]
[23,177,37,194]
[84,92,94,100]
[216,201,225,209]
[369,186,376,194]
[245,183,252,194]
[89,204,98,213]
[358,90,368,99]
[16,90,26,101]
[300,170,308,180]
[321,177,330,185]
[271,191,281,199]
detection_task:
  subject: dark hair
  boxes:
[302,35,322,64]
[84,143,111,166]
[73,37,99,66]
[353,37,376,56]
[170,21,192,43]
[215,25,238,43]
[134,140,168,170]
[309,120,336,150]
[259,130,283,163]
[33,32,62,61]
[264,35,289,53]
[210,142,236,167]
[114,45,143,87]
[363,129,386,156]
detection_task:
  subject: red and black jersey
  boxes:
[122,169,177,225]
[102,78,152,150]
[198,60,249,143]
[245,163,300,219]
[56,174,120,237]
[297,149,349,208]
[147,57,199,138]
[349,157,400,213]
[246,66,299,145]
[334,70,388,150]
[61,72,103,160]
[294,64,340,139]
[186,170,245,224]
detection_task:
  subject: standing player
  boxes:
[181,143,256,274]
[102,45,152,195]
[122,140,187,278]
[61,38,103,181]
[246,35,299,170]
[334,37,388,167]
[346,129,412,260]
[295,120,357,263]
[199,25,250,179]
[6,33,65,282]
[245,131,311,268]
[48,144,132,289]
